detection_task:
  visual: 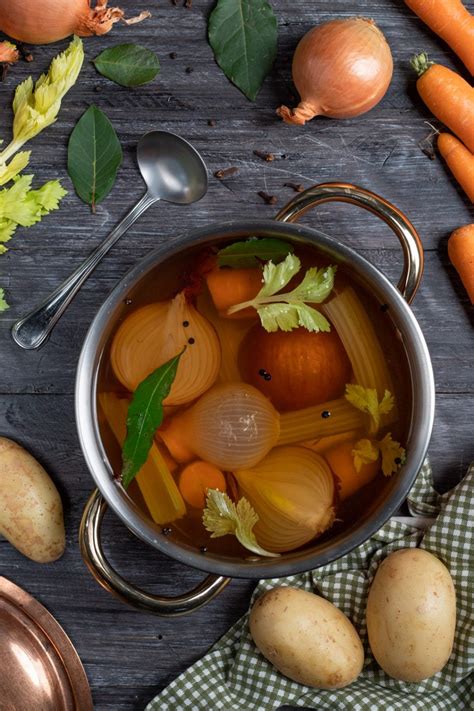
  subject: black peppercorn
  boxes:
[161,527,172,536]
[182,320,189,327]
[321,410,331,419]
[188,337,195,344]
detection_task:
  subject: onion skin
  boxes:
[277,18,393,125]
[0,41,19,63]
[0,0,125,44]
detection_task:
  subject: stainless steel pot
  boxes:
[77,183,435,616]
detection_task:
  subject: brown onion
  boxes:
[277,17,393,126]
[0,0,149,45]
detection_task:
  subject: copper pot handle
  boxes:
[79,489,231,616]
[275,182,423,303]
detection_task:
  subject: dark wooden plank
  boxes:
[0,1,472,709]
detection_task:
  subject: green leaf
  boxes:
[0,36,84,167]
[259,302,331,333]
[259,253,301,297]
[121,350,184,488]
[67,105,122,212]
[208,0,278,101]
[345,384,394,435]
[217,237,293,268]
[93,44,160,88]
[285,265,336,303]
[0,176,66,238]
[202,489,279,557]
[227,253,336,333]
[0,287,8,312]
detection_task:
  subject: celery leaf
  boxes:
[0,288,8,312]
[260,253,301,296]
[345,384,395,434]
[352,439,379,472]
[0,151,30,186]
[228,253,336,333]
[0,37,84,168]
[379,433,406,477]
[203,489,279,557]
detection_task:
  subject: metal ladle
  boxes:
[11,130,208,350]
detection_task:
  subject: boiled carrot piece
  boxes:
[178,460,227,508]
[438,133,474,203]
[448,224,474,303]
[206,266,262,318]
[411,53,474,153]
[324,440,379,501]
[405,0,474,75]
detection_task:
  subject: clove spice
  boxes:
[284,182,305,192]
[215,167,239,179]
[17,44,33,63]
[254,149,275,162]
[258,191,277,205]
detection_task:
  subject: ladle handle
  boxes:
[275,182,423,303]
[79,490,231,616]
[11,192,157,350]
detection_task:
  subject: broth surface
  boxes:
[97,239,412,558]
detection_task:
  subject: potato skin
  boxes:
[249,586,364,688]
[366,548,456,682]
[0,437,65,563]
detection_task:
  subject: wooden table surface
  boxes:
[0,1,472,709]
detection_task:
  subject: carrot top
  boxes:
[411,52,434,77]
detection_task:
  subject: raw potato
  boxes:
[249,586,364,688]
[366,548,456,682]
[0,437,65,563]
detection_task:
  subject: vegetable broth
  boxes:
[97,240,412,558]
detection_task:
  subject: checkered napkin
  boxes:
[147,461,474,711]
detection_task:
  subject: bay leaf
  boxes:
[67,105,122,212]
[121,350,184,488]
[208,0,278,101]
[217,237,293,268]
[93,44,160,88]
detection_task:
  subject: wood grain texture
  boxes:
[0,1,472,709]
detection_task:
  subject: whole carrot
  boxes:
[412,53,474,153]
[405,0,474,75]
[447,223,474,303]
[438,133,474,202]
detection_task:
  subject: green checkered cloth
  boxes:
[147,461,474,711]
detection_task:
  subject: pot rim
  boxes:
[75,218,435,579]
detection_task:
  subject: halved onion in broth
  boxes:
[111,292,221,406]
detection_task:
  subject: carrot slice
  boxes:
[438,133,474,203]
[324,439,379,500]
[178,460,227,508]
[448,223,474,303]
[206,266,262,318]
